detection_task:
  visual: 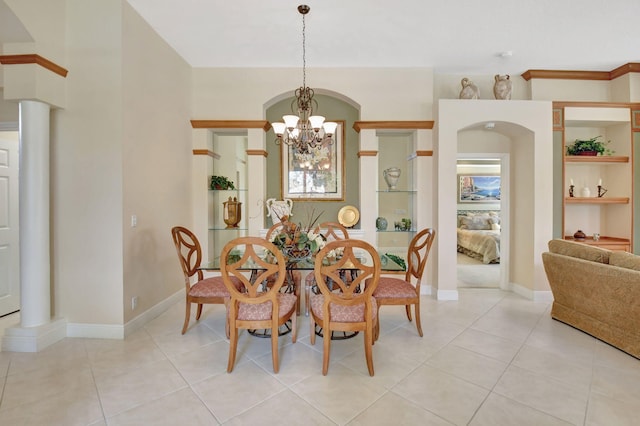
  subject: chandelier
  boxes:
[271,5,337,155]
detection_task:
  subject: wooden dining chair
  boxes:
[171,226,243,335]
[220,236,297,373]
[372,228,436,338]
[304,221,350,315]
[266,221,303,315]
[309,239,381,376]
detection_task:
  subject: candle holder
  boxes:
[597,185,608,198]
[569,184,575,197]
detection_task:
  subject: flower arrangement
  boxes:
[268,209,325,261]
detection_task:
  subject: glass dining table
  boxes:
[199,251,405,338]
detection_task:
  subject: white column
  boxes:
[19,100,51,327]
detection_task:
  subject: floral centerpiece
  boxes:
[268,209,326,262]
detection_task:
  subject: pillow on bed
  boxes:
[459,215,492,230]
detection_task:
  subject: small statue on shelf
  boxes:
[493,74,512,100]
[459,78,480,99]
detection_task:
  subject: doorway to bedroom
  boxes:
[456,155,506,289]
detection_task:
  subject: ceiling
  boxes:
[124,0,640,75]
[0,1,638,76]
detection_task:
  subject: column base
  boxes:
[2,318,67,352]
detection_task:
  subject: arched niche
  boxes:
[264,91,361,227]
[436,100,554,301]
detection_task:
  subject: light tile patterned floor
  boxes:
[1,289,639,425]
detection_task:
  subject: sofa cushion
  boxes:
[548,239,610,264]
[609,251,640,271]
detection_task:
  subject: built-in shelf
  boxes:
[563,236,631,252]
[209,226,248,231]
[565,197,629,204]
[565,155,629,163]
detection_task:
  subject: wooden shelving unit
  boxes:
[564,197,629,204]
[558,102,635,252]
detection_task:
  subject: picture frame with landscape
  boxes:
[458,174,501,203]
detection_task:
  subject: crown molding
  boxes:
[0,54,68,77]
[522,62,640,81]
[190,120,270,130]
[353,121,434,133]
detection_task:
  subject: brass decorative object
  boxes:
[223,197,242,228]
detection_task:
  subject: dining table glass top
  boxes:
[199,251,405,272]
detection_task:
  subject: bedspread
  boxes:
[457,229,500,264]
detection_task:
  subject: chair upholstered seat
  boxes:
[234,293,297,321]
[188,276,242,298]
[372,277,417,298]
[310,294,377,322]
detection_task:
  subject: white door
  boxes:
[0,131,20,316]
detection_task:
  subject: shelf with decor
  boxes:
[208,189,248,231]
[564,197,629,204]
[558,102,636,252]
[376,135,416,257]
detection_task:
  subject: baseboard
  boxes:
[2,318,67,352]
[66,289,184,340]
[510,282,554,302]
[124,289,184,337]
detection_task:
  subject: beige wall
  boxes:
[4,0,192,328]
[193,68,434,121]
[121,2,192,323]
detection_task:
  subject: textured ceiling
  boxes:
[125,0,640,75]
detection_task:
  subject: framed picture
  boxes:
[458,174,501,203]
[281,120,345,201]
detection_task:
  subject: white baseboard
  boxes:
[66,289,184,340]
[2,318,67,352]
[510,282,554,302]
[124,289,184,337]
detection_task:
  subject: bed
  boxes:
[457,211,500,264]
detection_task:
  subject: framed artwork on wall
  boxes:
[458,174,501,203]
[281,120,345,201]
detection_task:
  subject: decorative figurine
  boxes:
[493,74,512,100]
[459,78,480,99]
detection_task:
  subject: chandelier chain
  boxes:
[302,12,306,89]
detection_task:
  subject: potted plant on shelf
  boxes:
[210,175,235,190]
[566,136,614,156]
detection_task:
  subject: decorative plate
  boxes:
[338,205,360,228]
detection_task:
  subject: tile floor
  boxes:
[0,289,639,425]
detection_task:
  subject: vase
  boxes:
[493,74,512,100]
[383,167,401,190]
[573,229,586,239]
[223,197,242,228]
[376,217,388,231]
[581,187,591,198]
[265,198,293,223]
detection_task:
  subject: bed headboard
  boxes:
[457,210,501,229]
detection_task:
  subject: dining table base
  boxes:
[248,320,294,338]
